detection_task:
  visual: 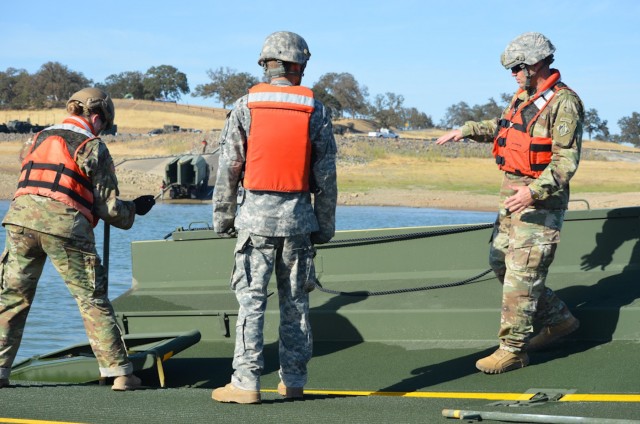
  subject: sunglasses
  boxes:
[510,65,525,73]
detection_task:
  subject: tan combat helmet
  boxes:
[500,32,556,70]
[67,87,115,131]
[258,31,311,79]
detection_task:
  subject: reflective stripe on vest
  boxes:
[244,83,314,192]
[14,123,96,224]
[492,72,567,178]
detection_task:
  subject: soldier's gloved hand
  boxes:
[217,227,237,238]
[304,278,318,293]
[310,231,331,245]
[133,195,156,216]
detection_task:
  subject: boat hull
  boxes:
[5,206,639,422]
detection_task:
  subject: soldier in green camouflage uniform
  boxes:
[436,32,584,373]
[211,31,337,404]
[0,88,155,390]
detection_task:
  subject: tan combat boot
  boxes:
[476,348,529,374]
[112,374,142,391]
[528,315,580,351]
[212,383,261,404]
[277,381,304,399]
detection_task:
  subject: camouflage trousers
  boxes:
[230,230,315,391]
[489,208,572,352]
[0,225,132,379]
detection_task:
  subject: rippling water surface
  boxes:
[0,200,495,361]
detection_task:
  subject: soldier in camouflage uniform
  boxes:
[436,32,584,373]
[211,31,337,404]
[0,88,156,390]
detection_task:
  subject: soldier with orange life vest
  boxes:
[211,31,337,404]
[0,88,156,390]
[436,32,584,374]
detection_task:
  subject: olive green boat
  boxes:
[2,206,639,423]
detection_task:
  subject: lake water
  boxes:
[0,200,495,362]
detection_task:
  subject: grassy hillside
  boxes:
[0,99,228,134]
[1,100,638,150]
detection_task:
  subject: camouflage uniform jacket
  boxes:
[3,124,136,242]
[460,70,584,210]
[213,80,337,242]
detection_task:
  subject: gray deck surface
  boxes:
[2,340,639,423]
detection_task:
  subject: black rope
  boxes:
[317,223,493,249]
[162,221,496,296]
[314,222,495,297]
[314,268,493,297]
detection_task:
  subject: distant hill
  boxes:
[111,99,228,133]
[1,100,639,153]
[0,99,229,134]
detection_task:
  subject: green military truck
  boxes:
[164,154,211,199]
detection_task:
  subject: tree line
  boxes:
[1,62,638,146]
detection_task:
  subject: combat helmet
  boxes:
[67,87,115,131]
[258,31,311,79]
[500,32,555,70]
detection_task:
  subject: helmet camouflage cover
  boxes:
[67,87,115,130]
[500,32,556,69]
[258,31,311,66]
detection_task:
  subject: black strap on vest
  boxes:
[530,144,552,152]
[19,179,93,210]
[531,163,548,171]
[495,160,548,175]
[18,161,93,210]
[23,161,34,184]
[18,162,93,192]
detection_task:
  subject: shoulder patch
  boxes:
[557,123,570,137]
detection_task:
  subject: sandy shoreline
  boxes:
[2,164,637,212]
[1,163,639,212]
[337,188,640,212]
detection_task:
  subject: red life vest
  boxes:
[243,83,315,192]
[14,117,97,225]
[493,71,571,178]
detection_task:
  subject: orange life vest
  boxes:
[493,71,570,178]
[243,83,315,192]
[14,117,97,225]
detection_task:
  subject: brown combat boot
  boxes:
[476,348,529,374]
[212,383,261,404]
[528,315,580,351]
[0,378,9,388]
[277,381,304,399]
[112,374,142,391]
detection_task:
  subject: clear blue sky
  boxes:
[1,0,638,134]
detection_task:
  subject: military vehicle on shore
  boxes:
[163,154,211,199]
